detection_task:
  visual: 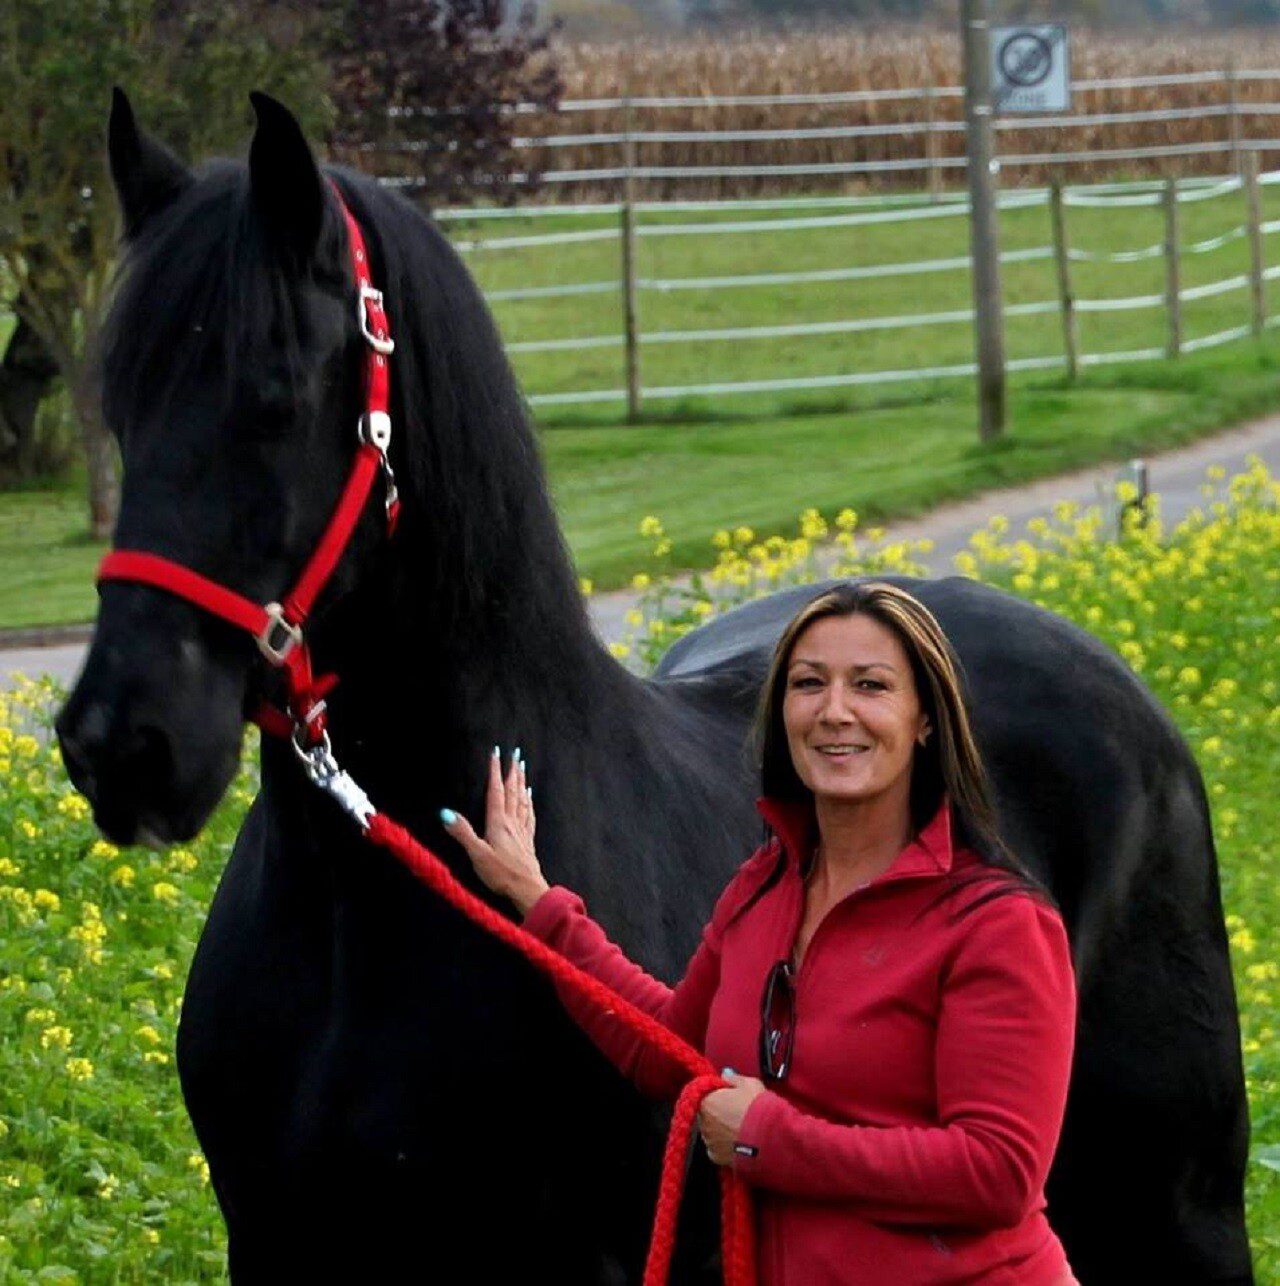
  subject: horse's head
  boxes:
[57,90,381,845]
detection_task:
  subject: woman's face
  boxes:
[781,612,931,805]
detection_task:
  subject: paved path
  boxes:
[5,412,1279,693]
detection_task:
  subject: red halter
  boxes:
[96,182,399,750]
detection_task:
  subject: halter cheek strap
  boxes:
[95,180,398,749]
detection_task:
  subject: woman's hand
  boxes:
[440,748,550,918]
[698,1069,767,1166]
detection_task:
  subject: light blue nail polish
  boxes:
[439,808,457,824]
[492,745,499,758]
[514,746,522,763]
[527,787,533,800]
[721,1066,736,1077]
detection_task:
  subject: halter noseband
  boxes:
[95,181,398,752]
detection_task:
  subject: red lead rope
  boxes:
[90,181,757,1283]
[365,813,758,1286]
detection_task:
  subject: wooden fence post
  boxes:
[1245,150,1266,337]
[1226,56,1242,177]
[924,85,942,203]
[1049,182,1079,381]
[1163,178,1182,359]
[620,95,641,422]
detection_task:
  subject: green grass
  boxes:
[7,181,1280,628]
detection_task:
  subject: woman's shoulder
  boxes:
[939,861,1073,979]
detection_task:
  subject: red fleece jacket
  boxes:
[522,792,1078,1285]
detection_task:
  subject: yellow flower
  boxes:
[32,889,60,913]
[0,858,19,877]
[167,848,197,874]
[152,961,174,980]
[691,600,713,618]
[577,577,593,598]
[608,642,630,659]
[24,1007,56,1025]
[13,735,38,759]
[638,515,663,539]
[40,1025,73,1050]
[141,1228,160,1245]
[109,865,136,888]
[17,820,38,840]
[135,1024,162,1046]
[65,1057,94,1081]
[711,530,731,550]
[653,538,672,557]
[733,526,754,546]
[835,508,858,531]
[57,793,91,821]
[97,1173,120,1200]
[187,1153,211,1184]
[631,572,651,591]
[1230,928,1256,954]
[624,609,644,628]
[143,1050,170,1065]
[151,882,180,905]
[89,840,120,861]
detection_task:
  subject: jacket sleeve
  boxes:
[521,858,764,1100]
[731,893,1077,1229]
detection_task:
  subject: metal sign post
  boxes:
[962,0,1006,441]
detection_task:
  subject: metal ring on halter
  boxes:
[291,724,333,767]
[257,602,303,665]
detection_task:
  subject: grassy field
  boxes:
[4,178,1280,628]
[0,459,1276,1279]
[461,178,1280,412]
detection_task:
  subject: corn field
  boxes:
[500,27,1280,198]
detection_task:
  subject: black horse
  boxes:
[56,91,1253,1284]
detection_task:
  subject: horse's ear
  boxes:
[248,91,325,262]
[108,87,193,239]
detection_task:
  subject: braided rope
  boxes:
[365,813,757,1286]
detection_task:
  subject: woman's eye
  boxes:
[859,680,884,690]
[791,676,821,688]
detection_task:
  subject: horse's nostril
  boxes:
[120,724,175,793]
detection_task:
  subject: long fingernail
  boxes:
[440,808,457,824]
[526,787,533,800]
[514,746,522,763]
[721,1066,736,1078]
[492,745,500,759]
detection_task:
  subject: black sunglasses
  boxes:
[759,959,796,1083]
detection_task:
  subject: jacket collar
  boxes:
[754,789,955,882]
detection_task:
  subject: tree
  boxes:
[0,0,328,537]
[2,0,564,535]
[323,0,564,207]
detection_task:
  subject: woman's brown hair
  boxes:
[748,580,1057,921]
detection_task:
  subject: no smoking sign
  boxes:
[991,25,1070,114]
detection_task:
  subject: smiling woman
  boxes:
[445,579,1082,1286]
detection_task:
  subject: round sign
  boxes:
[998,32,1053,89]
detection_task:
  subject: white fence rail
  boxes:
[435,168,1277,412]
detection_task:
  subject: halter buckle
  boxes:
[257,602,303,665]
[358,410,392,452]
[358,285,395,356]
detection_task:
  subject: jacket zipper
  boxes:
[789,865,942,988]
